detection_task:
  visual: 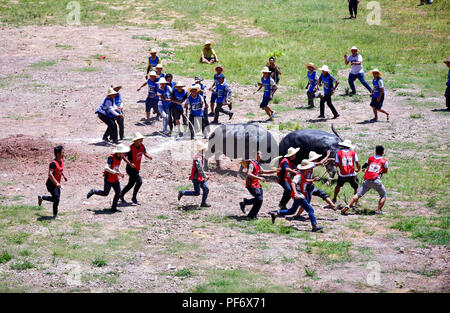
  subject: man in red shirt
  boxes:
[333,139,361,204]
[120,133,153,204]
[38,145,67,218]
[342,145,388,215]
[239,151,277,219]
[178,141,210,207]
[87,144,132,213]
[274,147,300,210]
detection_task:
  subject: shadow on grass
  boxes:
[431,108,449,112]
[88,141,113,147]
[36,215,55,221]
[87,208,121,215]
[178,204,203,212]
[353,208,377,215]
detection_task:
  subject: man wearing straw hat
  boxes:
[292,150,336,214]
[87,144,132,213]
[332,139,361,206]
[201,41,219,64]
[155,63,165,80]
[119,132,153,204]
[194,76,210,130]
[183,84,207,140]
[209,65,226,116]
[318,65,340,119]
[146,48,161,79]
[137,71,159,123]
[239,151,277,219]
[344,46,372,95]
[157,77,173,135]
[305,63,322,108]
[254,67,277,121]
[272,147,300,210]
[445,58,450,110]
[212,74,234,124]
[369,68,389,122]
[95,87,122,144]
[111,85,125,141]
[269,160,324,232]
[38,145,67,218]
[171,81,188,138]
[178,141,210,207]
[341,145,389,215]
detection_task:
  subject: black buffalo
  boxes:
[205,123,278,170]
[278,125,344,178]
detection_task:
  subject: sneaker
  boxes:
[239,201,246,214]
[200,203,211,208]
[177,191,183,201]
[270,212,277,224]
[318,115,325,118]
[38,195,43,206]
[120,195,126,203]
[375,210,385,215]
[132,197,139,205]
[112,140,120,144]
[102,137,111,142]
[341,206,350,215]
[229,112,234,120]
[312,226,324,232]
[386,114,390,121]
[369,118,378,123]
[208,112,215,117]
[333,114,340,119]
[87,189,94,199]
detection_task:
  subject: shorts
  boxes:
[210,92,217,104]
[336,175,359,189]
[370,95,384,110]
[145,96,158,113]
[357,179,387,199]
[173,106,183,120]
[260,97,271,108]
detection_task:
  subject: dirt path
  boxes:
[0,26,448,293]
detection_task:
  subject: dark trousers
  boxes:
[306,184,329,203]
[278,197,317,227]
[97,113,118,142]
[348,73,372,93]
[446,86,450,109]
[243,187,263,219]
[114,115,124,140]
[42,181,60,216]
[92,176,121,210]
[168,105,176,133]
[278,180,292,209]
[320,94,338,117]
[349,0,358,16]
[120,167,142,199]
[188,114,206,139]
[181,179,209,205]
[213,102,232,123]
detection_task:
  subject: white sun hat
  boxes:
[132,132,145,142]
[204,41,212,46]
[107,87,118,96]
[150,48,157,53]
[338,139,355,149]
[305,63,317,70]
[368,68,383,77]
[155,64,164,69]
[297,159,315,170]
[318,65,331,73]
[196,141,208,151]
[350,46,359,51]
[157,77,168,84]
[188,84,201,93]
[261,66,271,73]
[284,147,300,158]
[113,143,130,154]
[175,81,185,87]
[149,71,157,77]
[308,151,322,161]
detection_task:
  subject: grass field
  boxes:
[0,0,449,293]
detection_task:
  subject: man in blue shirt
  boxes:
[137,71,159,123]
[157,77,173,134]
[445,58,450,110]
[111,85,125,140]
[254,67,277,121]
[95,88,121,144]
[183,84,206,140]
[369,69,389,122]
[212,74,233,124]
[318,65,340,119]
[146,48,161,78]
[305,63,322,107]
[209,65,225,116]
[171,81,188,138]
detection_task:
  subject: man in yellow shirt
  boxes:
[201,41,219,64]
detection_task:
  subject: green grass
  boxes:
[28,60,57,69]
[390,215,449,246]
[175,268,193,277]
[10,261,35,271]
[70,67,101,72]
[304,266,320,280]
[306,240,353,264]
[193,269,288,293]
[92,256,107,267]
[0,251,12,264]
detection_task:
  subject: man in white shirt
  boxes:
[344,46,372,95]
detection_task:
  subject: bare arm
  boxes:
[48,171,60,188]
[137,82,147,91]
[144,152,153,160]
[316,150,331,167]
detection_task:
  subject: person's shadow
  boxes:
[177,204,203,212]
[357,119,377,125]
[88,141,113,147]
[87,208,121,215]
[431,108,449,112]
[37,215,55,221]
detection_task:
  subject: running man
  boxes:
[120,133,152,204]
[183,84,206,140]
[305,63,322,107]
[137,71,159,123]
[239,151,277,219]
[318,65,340,119]
[344,46,372,95]
[171,81,188,138]
[146,48,161,78]
[111,85,125,141]
[212,74,233,124]
[254,67,277,121]
[445,58,450,110]
[369,68,390,122]
[38,145,67,218]
[274,147,300,210]
[341,145,389,215]
[332,140,361,205]
[178,141,210,207]
[157,77,173,135]
[269,160,324,232]
[209,65,225,116]
[87,144,131,213]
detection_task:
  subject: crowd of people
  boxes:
[36,41,449,232]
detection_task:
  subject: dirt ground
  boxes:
[0,25,448,293]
